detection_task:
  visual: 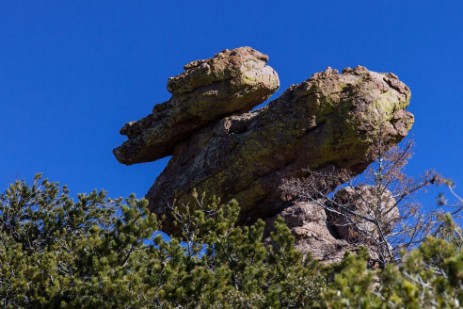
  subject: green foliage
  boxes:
[0,174,158,308]
[319,222,463,308]
[1,175,463,308]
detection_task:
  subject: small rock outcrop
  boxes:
[265,201,352,262]
[114,47,414,262]
[331,185,399,243]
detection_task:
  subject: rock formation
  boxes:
[265,201,353,263]
[330,185,399,243]
[114,47,279,165]
[114,47,414,261]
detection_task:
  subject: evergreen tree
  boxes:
[1,174,463,308]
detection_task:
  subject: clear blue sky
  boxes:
[1,1,462,206]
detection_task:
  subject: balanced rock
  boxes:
[114,47,279,165]
[114,47,414,254]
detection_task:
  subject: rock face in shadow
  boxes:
[114,47,414,262]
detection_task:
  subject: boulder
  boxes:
[113,47,279,165]
[265,201,352,263]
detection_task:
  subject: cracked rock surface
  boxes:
[114,47,414,261]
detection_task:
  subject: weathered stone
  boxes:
[330,185,399,243]
[114,47,280,165]
[114,47,415,263]
[265,201,352,263]
[146,66,413,234]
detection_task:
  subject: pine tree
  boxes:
[1,174,463,308]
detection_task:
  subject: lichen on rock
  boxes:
[114,47,280,165]
[113,47,414,262]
